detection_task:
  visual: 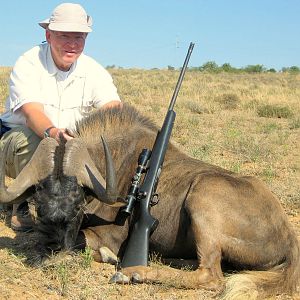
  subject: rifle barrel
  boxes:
[168,42,195,111]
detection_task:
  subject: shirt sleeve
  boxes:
[8,53,42,112]
[89,63,121,108]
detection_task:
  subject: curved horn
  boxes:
[0,138,59,204]
[63,137,123,207]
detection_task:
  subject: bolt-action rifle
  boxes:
[120,42,195,268]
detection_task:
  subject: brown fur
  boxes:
[74,104,300,298]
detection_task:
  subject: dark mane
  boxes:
[75,104,158,144]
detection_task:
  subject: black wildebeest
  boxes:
[0,104,299,299]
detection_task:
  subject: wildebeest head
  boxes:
[34,174,86,254]
[0,136,124,260]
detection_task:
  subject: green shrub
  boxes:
[257,104,293,119]
[243,64,266,73]
[281,66,300,74]
[199,61,220,73]
[220,63,238,72]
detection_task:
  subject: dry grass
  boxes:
[0,67,300,299]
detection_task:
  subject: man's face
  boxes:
[46,30,87,71]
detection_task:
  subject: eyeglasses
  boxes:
[51,31,87,45]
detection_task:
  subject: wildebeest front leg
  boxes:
[114,217,224,290]
[78,228,119,265]
[117,266,222,290]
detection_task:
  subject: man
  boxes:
[0,3,121,231]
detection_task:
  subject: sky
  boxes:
[0,0,299,70]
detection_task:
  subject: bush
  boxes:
[243,64,266,73]
[281,66,300,74]
[221,63,235,72]
[257,104,294,119]
[199,61,219,73]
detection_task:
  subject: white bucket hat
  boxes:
[38,3,92,33]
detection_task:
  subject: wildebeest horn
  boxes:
[63,137,123,206]
[0,138,59,204]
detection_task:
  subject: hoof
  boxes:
[109,271,130,284]
[99,247,118,265]
[131,272,142,283]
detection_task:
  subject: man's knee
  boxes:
[0,126,41,178]
[14,126,41,156]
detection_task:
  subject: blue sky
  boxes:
[0,0,299,70]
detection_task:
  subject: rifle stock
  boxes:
[121,199,159,266]
[121,43,194,268]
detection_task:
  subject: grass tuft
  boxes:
[184,100,204,114]
[216,93,240,110]
[257,104,294,118]
[80,246,94,268]
[289,117,300,129]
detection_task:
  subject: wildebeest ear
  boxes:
[0,138,58,204]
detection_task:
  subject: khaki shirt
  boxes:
[1,43,120,130]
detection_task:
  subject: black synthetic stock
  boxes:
[121,42,195,268]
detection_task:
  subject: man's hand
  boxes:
[20,102,74,142]
[47,127,74,142]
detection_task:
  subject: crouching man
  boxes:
[0,3,121,231]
